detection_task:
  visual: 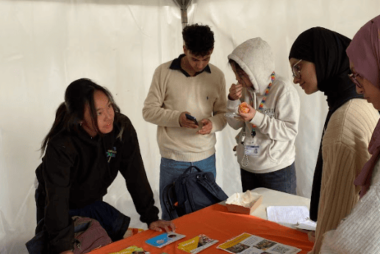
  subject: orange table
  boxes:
[91,204,313,254]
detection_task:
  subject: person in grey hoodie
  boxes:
[226,38,300,194]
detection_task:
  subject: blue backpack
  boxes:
[162,166,228,219]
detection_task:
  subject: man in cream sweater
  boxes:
[142,24,227,220]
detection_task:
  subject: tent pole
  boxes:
[181,8,188,29]
[173,0,192,29]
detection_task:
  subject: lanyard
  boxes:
[250,72,275,137]
[240,72,275,167]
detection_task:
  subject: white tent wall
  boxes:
[0,0,379,253]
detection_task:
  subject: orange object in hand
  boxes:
[239,102,250,113]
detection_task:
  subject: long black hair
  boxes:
[41,78,120,155]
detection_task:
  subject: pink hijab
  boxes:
[346,15,380,198]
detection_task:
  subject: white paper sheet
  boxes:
[295,218,317,231]
[266,206,316,230]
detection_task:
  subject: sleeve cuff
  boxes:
[169,111,182,127]
[147,216,160,228]
[228,95,236,101]
[227,99,241,112]
[208,118,216,134]
[250,111,265,126]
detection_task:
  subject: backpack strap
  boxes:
[182,165,202,175]
[162,183,179,220]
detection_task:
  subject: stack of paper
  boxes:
[295,217,317,231]
[266,206,316,231]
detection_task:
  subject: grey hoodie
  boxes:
[227,38,300,173]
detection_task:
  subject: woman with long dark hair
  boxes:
[33,78,174,254]
[289,27,378,254]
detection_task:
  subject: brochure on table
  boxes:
[177,234,218,253]
[217,232,301,254]
[145,232,185,248]
[109,245,148,254]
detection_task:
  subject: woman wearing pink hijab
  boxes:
[321,15,380,253]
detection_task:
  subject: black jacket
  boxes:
[35,113,159,253]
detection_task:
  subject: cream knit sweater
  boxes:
[310,99,379,254]
[143,60,227,162]
[321,158,380,253]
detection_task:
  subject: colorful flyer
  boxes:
[177,234,218,253]
[217,232,301,254]
[145,232,186,248]
[109,245,148,254]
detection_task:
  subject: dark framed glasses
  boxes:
[292,59,302,79]
[348,73,362,88]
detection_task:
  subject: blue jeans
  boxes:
[159,154,216,221]
[240,162,297,195]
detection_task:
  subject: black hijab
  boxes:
[289,27,362,222]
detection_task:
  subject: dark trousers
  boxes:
[68,200,130,241]
[35,185,130,242]
[240,162,297,194]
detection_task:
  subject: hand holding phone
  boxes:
[185,114,198,125]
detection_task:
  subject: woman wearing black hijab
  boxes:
[289,27,378,254]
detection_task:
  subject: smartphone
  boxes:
[185,113,198,125]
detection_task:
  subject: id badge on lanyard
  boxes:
[242,128,260,157]
[244,145,260,157]
[241,73,275,165]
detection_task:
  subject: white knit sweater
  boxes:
[310,99,379,254]
[321,143,380,254]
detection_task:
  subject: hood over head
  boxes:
[347,16,380,89]
[228,38,275,95]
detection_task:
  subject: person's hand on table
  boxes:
[149,220,176,232]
